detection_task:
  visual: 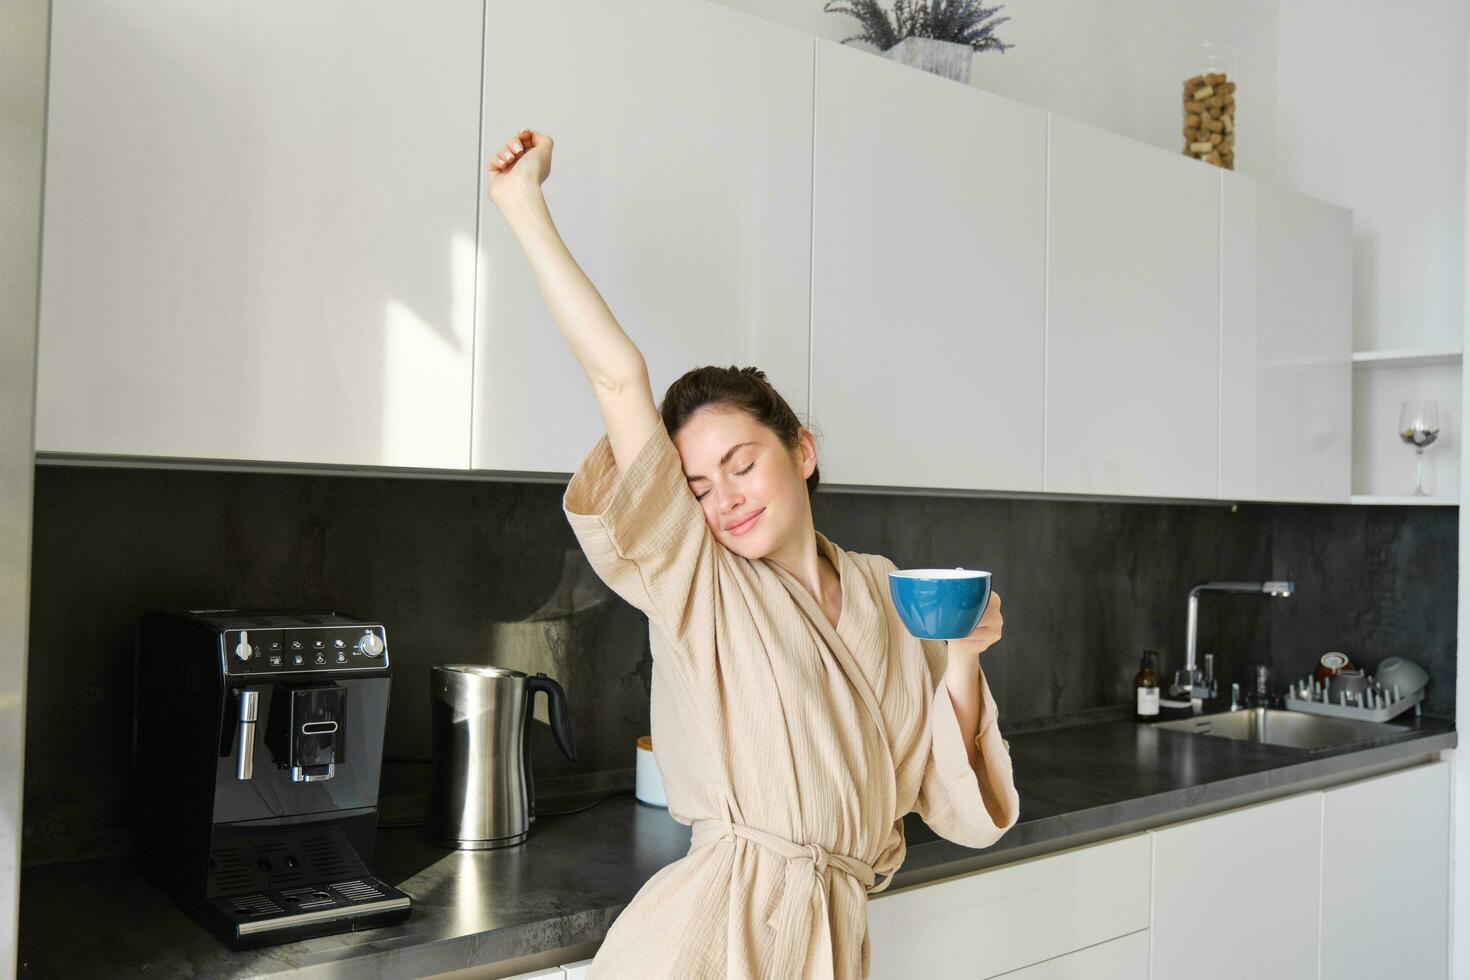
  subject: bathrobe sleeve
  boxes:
[562,418,716,651]
[912,636,1020,849]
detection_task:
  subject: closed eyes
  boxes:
[694,462,754,501]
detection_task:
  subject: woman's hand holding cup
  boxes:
[946,591,1002,659]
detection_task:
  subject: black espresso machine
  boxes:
[131,609,411,949]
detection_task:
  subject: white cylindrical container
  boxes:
[634,735,667,807]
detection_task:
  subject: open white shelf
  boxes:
[1352,349,1462,370]
[1350,348,1459,503]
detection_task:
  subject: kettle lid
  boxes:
[434,664,526,679]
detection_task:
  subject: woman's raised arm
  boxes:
[487,129,661,474]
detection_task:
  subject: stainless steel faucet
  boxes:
[1185,581,1294,700]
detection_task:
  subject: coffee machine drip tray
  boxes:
[208,875,410,948]
[204,823,410,948]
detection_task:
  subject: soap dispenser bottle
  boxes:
[1135,650,1160,722]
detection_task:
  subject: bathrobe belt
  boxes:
[689,817,893,979]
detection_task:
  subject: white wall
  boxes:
[0,0,47,975]
[718,0,1272,164]
[1277,0,1467,353]
[714,0,1467,354]
[1458,26,1470,974]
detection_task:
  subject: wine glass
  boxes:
[1398,399,1440,497]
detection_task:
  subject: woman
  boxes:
[487,128,1019,979]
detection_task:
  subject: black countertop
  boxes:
[19,710,1455,979]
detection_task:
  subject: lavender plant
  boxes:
[823,0,1015,54]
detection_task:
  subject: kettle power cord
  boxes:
[536,787,634,817]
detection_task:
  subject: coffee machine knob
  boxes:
[234,630,253,662]
[357,632,384,657]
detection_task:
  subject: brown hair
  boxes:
[659,365,820,500]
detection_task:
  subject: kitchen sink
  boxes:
[1153,707,1414,752]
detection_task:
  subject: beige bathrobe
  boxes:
[563,419,1020,979]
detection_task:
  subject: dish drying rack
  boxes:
[1282,675,1424,723]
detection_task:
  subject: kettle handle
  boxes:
[526,673,577,762]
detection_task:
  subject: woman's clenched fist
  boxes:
[486,128,553,208]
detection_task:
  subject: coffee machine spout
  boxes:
[265,683,348,783]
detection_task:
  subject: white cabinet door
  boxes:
[1221,171,1352,502]
[1150,791,1321,980]
[1045,114,1220,498]
[474,0,812,474]
[1321,761,1449,980]
[994,929,1149,979]
[37,0,482,469]
[809,40,1046,492]
[867,834,1150,980]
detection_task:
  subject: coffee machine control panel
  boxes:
[222,625,389,676]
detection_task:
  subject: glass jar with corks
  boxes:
[1183,39,1235,169]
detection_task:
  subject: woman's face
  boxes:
[672,406,814,559]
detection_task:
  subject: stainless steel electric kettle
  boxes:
[424,664,576,849]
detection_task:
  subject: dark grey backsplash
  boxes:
[1267,504,1457,710]
[22,464,1456,865]
[814,494,1458,720]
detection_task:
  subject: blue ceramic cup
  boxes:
[887,568,993,640]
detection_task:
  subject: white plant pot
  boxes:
[884,36,974,84]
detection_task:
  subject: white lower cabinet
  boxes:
[511,763,1449,980]
[1150,790,1322,980]
[996,929,1149,979]
[1320,761,1450,980]
[866,833,1151,979]
[501,960,590,979]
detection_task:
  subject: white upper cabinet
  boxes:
[35,0,1356,493]
[474,0,813,474]
[809,41,1045,492]
[1045,115,1221,499]
[36,0,482,469]
[1221,172,1353,502]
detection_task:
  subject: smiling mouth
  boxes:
[727,508,764,533]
